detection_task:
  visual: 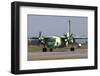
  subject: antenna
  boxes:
[69,19,71,37]
[39,32,42,38]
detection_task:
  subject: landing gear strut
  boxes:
[70,43,75,52]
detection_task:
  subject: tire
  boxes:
[42,48,47,52]
[49,48,53,52]
[70,47,75,52]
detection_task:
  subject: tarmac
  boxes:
[28,49,88,61]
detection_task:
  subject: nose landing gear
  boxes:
[49,48,53,52]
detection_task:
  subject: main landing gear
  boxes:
[42,47,47,52]
[42,48,53,52]
[69,43,75,52]
[70,47,75,52]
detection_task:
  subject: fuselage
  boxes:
[43,36,67,48]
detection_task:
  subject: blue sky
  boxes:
[28,15,88,38]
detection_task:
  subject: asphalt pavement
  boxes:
[28,49,87,61]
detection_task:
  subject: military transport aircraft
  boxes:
[28,20,87,52]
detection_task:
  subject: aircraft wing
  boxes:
[74,37,88,39]
[60,36,66,38]
[29,37,39,39]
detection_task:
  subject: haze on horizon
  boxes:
[28,15,88,38]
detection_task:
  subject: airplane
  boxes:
[28,19,88,52]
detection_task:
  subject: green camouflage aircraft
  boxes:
[29,20,87,52]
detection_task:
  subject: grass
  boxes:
[28,45,42,52]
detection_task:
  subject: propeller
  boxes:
[38,32,44,44]
[28,32,44,45]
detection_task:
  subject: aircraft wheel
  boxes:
[70,47,75,52]
[49,48,53,52]
[43,48,47,52]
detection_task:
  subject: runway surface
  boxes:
[28,49,87,61]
